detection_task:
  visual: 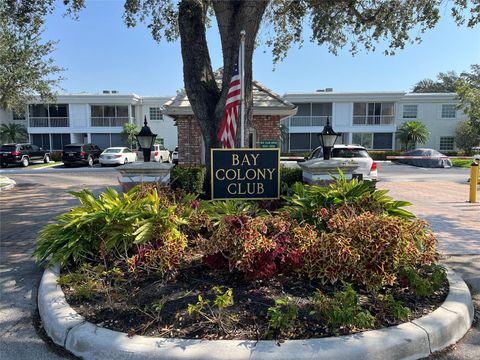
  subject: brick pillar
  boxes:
[251,115,282,147]
[176,115,203,165]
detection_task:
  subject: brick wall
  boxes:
[177,115,203,165]
[177,114,282,164]
[250,115,282,147]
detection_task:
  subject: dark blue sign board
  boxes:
[211,148,280,200]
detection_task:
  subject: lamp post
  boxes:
[135,116,157,162]
[317,117,340,160]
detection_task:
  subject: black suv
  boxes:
[0,143,50,168]
[62,143,102,167]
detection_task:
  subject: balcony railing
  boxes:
[289,116,329,127]
[29,117,69,127]
[352,115,394,125]
[91,117,130,127]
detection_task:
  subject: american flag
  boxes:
[217,60,241,148]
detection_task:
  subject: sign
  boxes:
[259,140,278,148]
[211,148,280,200]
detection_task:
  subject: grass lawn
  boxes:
[29,161,62,169]
[451,159,476,168]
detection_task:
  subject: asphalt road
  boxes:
[0,164,478,359]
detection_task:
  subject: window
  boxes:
[373,133,393,149]
[439,137,454,151]
[29,104,68,117]
[352,133,373,148]
[290,133,310,151]
[311,103,332,116]
[31,134,51,150]
[403,105,418,119]
[90,105,129,118]
[441,105,456,118]
[150,107,162,120]
[52,134,70,150]
[353,102,394,125]
[156,138,165,146]
[295,103,311,116]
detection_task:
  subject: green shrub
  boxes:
[265,297,299,339]
[34,186,191,271]
[375,292,411,322]
[280,166,303,195]
[293,209,438,290]
[284,173,414,228]
[310,283,375,335]
[401,264,446,297]
[368,150,403,161]
[170,165,206,195]
[50,150,63,162]
[187,286,236,334]
[198,213,301,279]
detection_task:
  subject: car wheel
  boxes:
[64,163,71,168]
[43,154,50,163]
[1,164,7,168]
[101,163,106,167]
[22,157,29,167]
[87,156,94,167]
[168,155,172,163]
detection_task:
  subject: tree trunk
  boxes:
[178,0,268,165]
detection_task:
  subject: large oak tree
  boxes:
[14,1,480,161]
[0,0,64,112]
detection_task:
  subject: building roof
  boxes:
[163,78,297,117]
[283,91,458,103]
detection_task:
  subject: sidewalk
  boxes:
[377,181,480,360]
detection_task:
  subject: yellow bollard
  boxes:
[469,161,479,203]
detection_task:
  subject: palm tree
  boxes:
[0,123,28,143]
[397,121,430,150]
[121,123,139,149]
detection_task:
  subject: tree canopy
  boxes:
[6,0,480,162]
[456,65,480,136]
[412,65,480,93]
[0,0,64,112]
[411,71,461,93]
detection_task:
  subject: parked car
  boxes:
[137,144,172,163]
[172,147,178,164]
[0,143,51,168]
[99,147,137,166]
[395,148,452,168]
[62,143,102,167]
[306,144,378,181]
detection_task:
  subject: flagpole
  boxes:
[240,30,246,148]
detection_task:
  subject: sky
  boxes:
[43,0,480,97]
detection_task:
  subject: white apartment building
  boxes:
[0,92,178,151]
[1,90,466,154]
[282,90,465,153]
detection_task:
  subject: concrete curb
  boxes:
[38,266,473,360]
[0,176,16,192]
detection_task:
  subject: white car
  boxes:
[172,147,178,164]
[137,144,172,162]
[307,144,378,181]
[99,147,137,166]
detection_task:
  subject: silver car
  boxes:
[307,144,378,181]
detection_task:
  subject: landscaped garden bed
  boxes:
[34,172,448,341]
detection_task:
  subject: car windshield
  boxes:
[331,148,369,158]
[0,145,16,152]
[64,146,82,152]
[104,148,122,153]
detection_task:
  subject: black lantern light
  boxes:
[135,116,157,162]
[317,117,341,160]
